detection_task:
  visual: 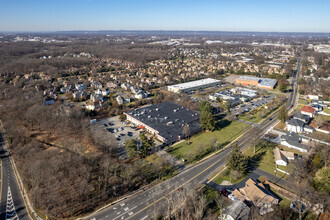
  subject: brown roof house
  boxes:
[233,178,279,215]
[273,147,295,166]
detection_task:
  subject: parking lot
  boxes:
[95,116,141,147]
[231,95,275,115]
[92,116,163,159]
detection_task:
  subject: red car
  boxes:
[221,189,228,197]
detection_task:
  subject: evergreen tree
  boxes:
[125,139,138,158]
[226,144,248,174]
[199,101,215,131]
[139,133,154,158]
[278,105,288,123]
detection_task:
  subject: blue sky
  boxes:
[0,0,329,32]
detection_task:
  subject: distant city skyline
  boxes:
[1,0,330,32]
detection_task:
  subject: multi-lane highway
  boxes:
[85,56,301,220]
[0,130,29,219]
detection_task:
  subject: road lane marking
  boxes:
[6,186,19,220]
[127,117,277,219]
[113,206,137,220]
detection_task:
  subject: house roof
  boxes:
[286,118,305,128]
[274,147,288,163]
[309,121,330,132]
[223,200,250,220]
[301,105,315,114]
[233,178,278,207]
[274,147,294,162]
[293,112,310,122]
[281,132,310,151]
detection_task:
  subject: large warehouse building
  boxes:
[124,102,201,144]
[235,76,277,89]
[168,78,221,93]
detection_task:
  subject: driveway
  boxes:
[205,168,295,192]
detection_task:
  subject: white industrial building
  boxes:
[167,78,221,93]
[230,87,258,98]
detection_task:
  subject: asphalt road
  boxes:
[0,132,29,220]
[85,55,301,220]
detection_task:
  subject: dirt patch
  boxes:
[220,180,233,185]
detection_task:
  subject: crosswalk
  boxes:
[6,186,19,220]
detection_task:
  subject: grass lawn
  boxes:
[274,121,286,130]
[212,168,246,185]
[298,98,308,105]
[245,145,298,178]
[268,86,286,95]
[239,113,261,124]
[169,120,250,163]
[239,102,283,124]
[322,107,330,114]
[295,104,304,111]
[244,145,277,176]
[277,163,295,174]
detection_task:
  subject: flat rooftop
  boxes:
[126,102,201,143]
[237,76,277,88]
[258,78,277,88]
[168,78,221,90]
[237,76,261,82]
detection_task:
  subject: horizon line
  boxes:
[1,29,330,34]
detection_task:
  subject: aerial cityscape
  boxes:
[0,0,329,220]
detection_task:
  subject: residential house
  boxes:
[116,93,131,105]
[309,121,330,134]
[95,88,110,96]
[121,83,132,90]
[301,105,316,118]
[107,81,119,88]
[280,132,310,153]
[75,84,87,92]
[308,94,319,100]
[293,112,310,123]
[85,101,103,111]
[222,200,250,220]
[273,147,294,166]
[90,93,103,102]
[286,118,305,133]
[60,85,71,94]
[232,178,279,215]
[72,91,87,100]
[91,81,103,89]
[135,92,148,100]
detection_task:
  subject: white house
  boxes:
[308,94,319,100]
[301,105,316,118]
[75,84,87,91]
[286,118,304,133]
[90,93,103,102]
[274,147,294,166]
[280,132,310,153]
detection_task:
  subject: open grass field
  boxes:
[169,120,250,163]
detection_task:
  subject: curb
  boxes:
[0,120,41,220]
